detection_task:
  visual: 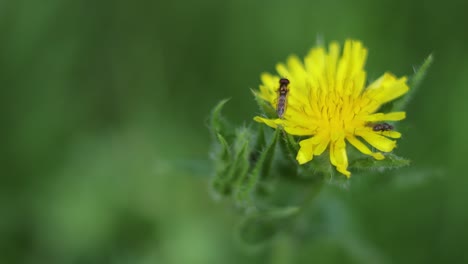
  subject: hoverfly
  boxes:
[276,78,290,118]
[372,122,394,132]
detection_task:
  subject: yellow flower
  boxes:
[253,40,409,177]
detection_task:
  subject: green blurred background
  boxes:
[1,0,467,263]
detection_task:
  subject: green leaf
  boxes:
[210,133,231,192]
[276,134,298,179]
[236,206,299,245]
[212,128,252,196]
[212,142,248,196]
[259,129,280,180]
[216,133,231,162]
[249,125,266,167]
[279,133,300,164]
[252,89,276,118]
[255,124,266,151]
[391,54,433,111]
[209,98,234,140]
[235,128,280,206]
[350,153,410,171]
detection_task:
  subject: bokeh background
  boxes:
[1,0,468,263]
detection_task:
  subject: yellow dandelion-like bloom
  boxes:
[253,40,409,177]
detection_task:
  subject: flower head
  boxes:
[254,40,409,177]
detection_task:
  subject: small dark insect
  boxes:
[372,122,394,132]
[277,78,290,118]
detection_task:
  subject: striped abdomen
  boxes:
[277,94,287,118]
[276,78,290,118]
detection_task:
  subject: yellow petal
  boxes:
[254,116,318,136]
[258,73,278,105]
[361,112,406,122]
[357,131,397,152]
[286,55,307,83]
[329,138,351,177]
[352,71,367,98]
[336,40,368,96]
[346,134,385,160]
[282,106,318,127]
[314,135,330,155]
[381,130,401,138]
[354,127,401,139]
[253,88,275,106]
[253,116,280,129]
[334,138,348,166]
[287,91,313,115]
[260,72,279,90]
[363,73,409,109]
[276,63,291,79]
[365,72,397,90]
[296,137,316,164]
[305,46,327,76]
[337,166,351,177]
[284,126,315,136]
[326,42,340,78]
